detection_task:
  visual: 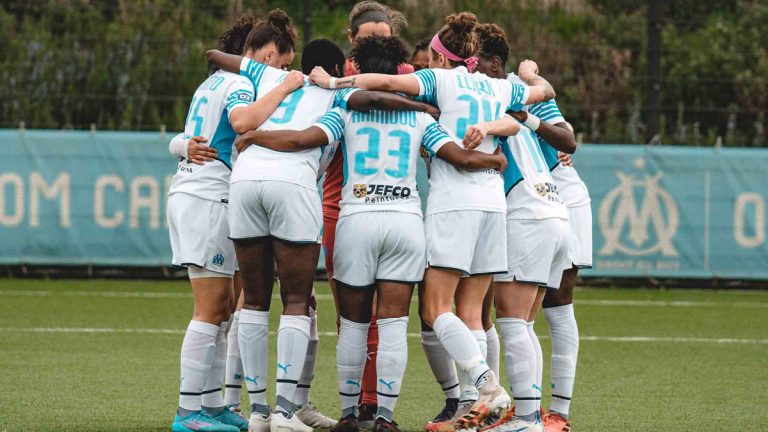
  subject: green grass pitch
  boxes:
[1,279,767,431]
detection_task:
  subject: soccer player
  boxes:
[237,34,506,432]
[475,25,590,432]
[410,38,431,71]
[309,11,557,430]
[327,5,415,426]
[207,34,441,432]
[464,23,577,432]
[166,14,305,432]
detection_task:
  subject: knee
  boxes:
[455,306,482,330]
[280,289,308,314]
[543,287,572,309]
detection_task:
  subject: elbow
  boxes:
[230,120,251,136]
[455,153,472,170]
[559,130,577,154]
[562,138,577,154]
[543,88,556,102]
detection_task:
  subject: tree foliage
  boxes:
[1,0,766,146]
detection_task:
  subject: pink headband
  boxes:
[430,33,479,72]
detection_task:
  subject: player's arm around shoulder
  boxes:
[206,50,243,74]
[309,66,422,95]
[234,108,345,154]
[229,71,304,134]
[346,90,439,119]
[419,114,507,172]
[463,114,522,150]
[515,59,556,106]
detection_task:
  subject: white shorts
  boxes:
[333,211,425,287]
[495,218,570,289]
[425,210,507,276]
[167,193,236,276]
[567,204,593,268]
[229,180,322,244]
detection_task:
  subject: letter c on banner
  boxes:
[734,192,765,248]
[94,175,125,228]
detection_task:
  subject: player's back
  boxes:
[320,109,448,218]
[170,70,253,201]
[415,67,525,215]
[232,58,356,189]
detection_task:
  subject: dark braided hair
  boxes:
[218,15,259,55]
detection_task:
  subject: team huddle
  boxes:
[166,3,591,432]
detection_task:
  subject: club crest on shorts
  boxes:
[353,183,367,198]
[211,252,225,266]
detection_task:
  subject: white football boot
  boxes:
[483,416,542,432]
[249,411,272,432]
[270,411,314,432]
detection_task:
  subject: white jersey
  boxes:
[316,108,453,218]
[414,66,529,215]
[168,70,254,201]
[503,74,568,220]
[515,73,591,208]
[231,57,358,189]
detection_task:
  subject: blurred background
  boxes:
[3,0,768,146]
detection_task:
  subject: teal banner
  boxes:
[1,130,767,279]
[574,145,768,279]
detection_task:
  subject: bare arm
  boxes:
[518,60,556,104]
[436,143,507,172]
[463,115,522,149]
[234,126,329,154]
[229,71,305,134]
[309,66,421,95]
[206,50,243,74]
[508,111,576,154]
[347,91,439,118]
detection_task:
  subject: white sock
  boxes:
[421,331,460,400]
[179,320,219,412]
[201,319,229,409]
[238,309,270,413]
[337,317,369,418]
[296,307,319,407]
[497,317,539,418]
[275,314,311,415]
[486,326,501,378]
[376,317,408,421]
[432,313,490,389]
[544,304,579,417]
[459,330,488,404]
[527,321,543,408]
[224,312,243,406]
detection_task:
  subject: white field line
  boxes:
[0,327,766,345]
[2,289,768,309]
